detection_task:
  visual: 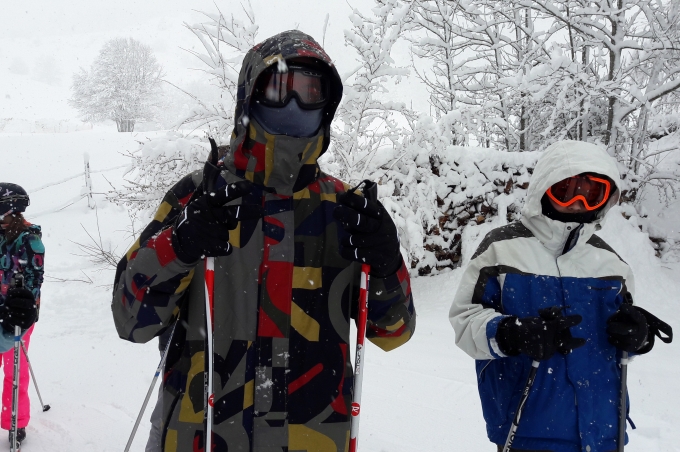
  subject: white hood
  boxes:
[520,140,621,254]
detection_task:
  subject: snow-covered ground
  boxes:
[1,130,678,451]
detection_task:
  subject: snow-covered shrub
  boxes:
[109,132,208,219]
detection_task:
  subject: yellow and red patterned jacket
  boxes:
[112,30,415,452]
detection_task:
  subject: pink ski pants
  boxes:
[0,325,34,430]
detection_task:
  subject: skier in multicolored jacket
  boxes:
[112,31,415,452]
[0,183,43,445]
[450,141,672,452]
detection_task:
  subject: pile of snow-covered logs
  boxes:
[407,147,539,275]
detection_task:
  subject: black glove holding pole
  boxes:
[171,138,263,263]
[497,306,587,361]
[333,180,402,278]
[607,302,673,354]
[0,276,38,333]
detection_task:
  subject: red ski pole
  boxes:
[349,181,377,452]
[349,263,370,452]
[204,257,215,452]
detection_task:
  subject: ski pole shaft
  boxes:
[349,180,378,452]
[503,360,540,452]
[20,340,50,411]
[349,263,370,452]
[10,274,25,452]
[123,322,177,452]
[204,257,216,452]
[11,325,21,452]
[617,351,629,452]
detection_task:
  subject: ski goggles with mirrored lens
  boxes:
[252,64,329,109]
[546,174,612,211]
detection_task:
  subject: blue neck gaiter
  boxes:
[249,98,324,138]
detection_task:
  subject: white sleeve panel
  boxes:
[626,266,635,299]
[449,248,503,360]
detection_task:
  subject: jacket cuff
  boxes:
[371,252,404,279]
[371,257,406,281]
[487,315,511,359]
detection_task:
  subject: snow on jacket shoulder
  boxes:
[449,140,635,452]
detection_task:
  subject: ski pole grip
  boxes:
[362,180,378,202]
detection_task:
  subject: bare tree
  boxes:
[70,38,164,132]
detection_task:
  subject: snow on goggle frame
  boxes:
[253,64,329,109]
[546,174,611,211]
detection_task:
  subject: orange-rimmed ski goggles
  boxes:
[546,174,612,211]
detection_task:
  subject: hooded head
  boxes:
[521,141,621,251]
[225,30,343,195]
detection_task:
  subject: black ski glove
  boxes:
[171,139,263,263]
[496,307,586,361]
[607,304,673,354]
[333,190,401,278]
[0,287,38,332]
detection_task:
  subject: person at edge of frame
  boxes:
[112,30,416,452]
[449,140,672,452]
[0,183,43,446]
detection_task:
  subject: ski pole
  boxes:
[123,322,177,452]
[11,325,21,452]
[204,257,216,452]
[349,262,370,452]
[10,274,24,452]
[349,180,377,452]
[617,351,629,452]
[617,292,635,452]
[20,341,50,411]
[502,360,539,452]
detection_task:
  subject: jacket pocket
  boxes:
[477,357,528,428]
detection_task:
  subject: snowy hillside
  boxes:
[0,130,678,451]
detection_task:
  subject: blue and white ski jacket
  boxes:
[450,141,633,452]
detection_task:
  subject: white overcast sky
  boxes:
[2,0,398,119]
